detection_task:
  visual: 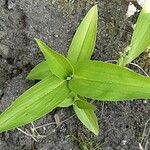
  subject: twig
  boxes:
[100,102,105,118]
[17,128,38,142]
[35,122,56,130]
[33,114,75,135]
[52,114,75,132]
[105,60,117,63]
[17,114,75,142]
[139,143,144,150]
[129,63,149,77]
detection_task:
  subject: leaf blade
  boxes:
[119,1,150,66]
[67,5,98,65]
[73,102,99,135]
[70,61,150,100]
[27,61,52,80]
[35,38,74,79]
[74,99,96,110]
[0,76,70,133]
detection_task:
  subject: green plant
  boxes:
[118,0,150,66]
[69,134,98,150]
[0,4,150,136]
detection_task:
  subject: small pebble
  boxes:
[122,140,127,145]
[54,114,60,125]
[0,44,10,58]
[137,0,145,7]
[52,0,56,5]
[0,31,6,40]
[54,34,59,38]
[143,100,148,104]
[8,0,16,10]
[126,2,137,18]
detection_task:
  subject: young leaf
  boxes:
[67,5,98,65]
[35,38,74,80]
[118,1,150,66]
[28,5,98,80]
[73,102,99,135]
[58,92,75,107]
[0,76,70,133]
[69,61,150,101]
[74,99,96,110]
[27,61,52,80]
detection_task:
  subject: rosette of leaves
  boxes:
[1,5,150,135]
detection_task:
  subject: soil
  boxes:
[0,0,150,150]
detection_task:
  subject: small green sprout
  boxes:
[0,4,150,136]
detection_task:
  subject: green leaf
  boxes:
[28,5,98,80]
[67,5,98,65]
[35,38,74,79]
[27,61,52,80]
[119,1,150,66]
[58,92,75,107]
[69,61,150,101]
[74,99,96,110]
[73,102,99,135]
[0,76,70,133]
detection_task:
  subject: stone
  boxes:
[0,44,10,58]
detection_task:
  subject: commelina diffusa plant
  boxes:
[0,2,150,135]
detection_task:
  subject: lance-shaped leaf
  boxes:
[69,61,150,101]
[119,1,150,66]
[27,61,52,80]
[67,5,98,65]
[35,38,74,79]
[0,76,70,133]
[73,99,99,135]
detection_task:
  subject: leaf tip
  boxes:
[34,38,42,45]
[94,4,98,10]
[34,38,46,54]
[90,5,98,14]
[94,130,99,136]
[34,37,39,42]
[93,123,99,136]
